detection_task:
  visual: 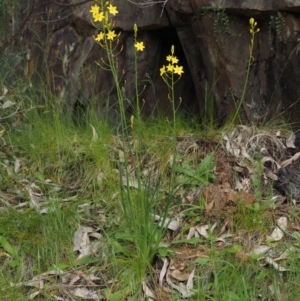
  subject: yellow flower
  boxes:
[106,30,117,40]
[166,64,174,72]
[134,41,145,51]
[249,18,254,25]
[173,65,184,76]
[166,55,173,62]
[95,32,104,42]
[171,56,179,64]
[108,4,118,16]
[90,4,99,16]
[94,11,105,22]
[160,65,166,76]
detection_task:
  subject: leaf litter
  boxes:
[1,125,300,299]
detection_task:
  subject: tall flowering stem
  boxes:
[132,24,145,188]
[232,18,260,124]
[91,1,128,133]
[133,24,145,129]
[160,46,184,133]
[160,46,184,195]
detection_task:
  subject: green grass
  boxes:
[0,97,300,300]
[2,4,300,298]
[0,202,78,298]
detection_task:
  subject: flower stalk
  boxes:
[160,45,184,133]
[232,18,260,124]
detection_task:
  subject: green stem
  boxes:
[233,55,252,123]
[105,38,127,136]
[232,35,255,124]
[133,42,143,189]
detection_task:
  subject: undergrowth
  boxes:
[1,2,300,300]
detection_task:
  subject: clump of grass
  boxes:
[10,97,113,190]
[90,1,189,296]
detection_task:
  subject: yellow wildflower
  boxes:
[108,4,118,16]
[94,11,105,22]
[95,32,104,42]
[173,65,184,76]
[106,30,117,40]
[160,65,166,76]
[171,56,179,64]
[90,4,99,16]
[134,41,145,52]
[166,64,174,72]
[166,55,173,62]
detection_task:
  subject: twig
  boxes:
[274,218,300,242]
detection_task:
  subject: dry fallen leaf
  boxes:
[71,287,100,300]
[265,257,288,272]
[170,269,191,282]
[90,124,98,143]
[286,132,296,148]
[186,227,196,240]
[195,225,209,238]
[159,258,169,287]
[142,281,156,300]
[252,245,271,255]
[14,158,21,174]
[281,152,300,167]
[73,225,96,258]
[153,214,181,231]
[166,266,195,298]
[28,183,43,209]
[267,217,287,241]
[216,233,232,243]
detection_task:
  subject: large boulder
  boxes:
[19,0,300,126]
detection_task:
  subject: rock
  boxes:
[167,0,300,124]
[14,0,300,126]
[276,159,300,199]
[22,0,193,122]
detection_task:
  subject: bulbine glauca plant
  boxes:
[90,1,128,131]
[232,17,260,124]
[133,23,145,132]
[90,2,176,297]
[91,1,146,135]
[90,2,119,43]
[160,45,184,132]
